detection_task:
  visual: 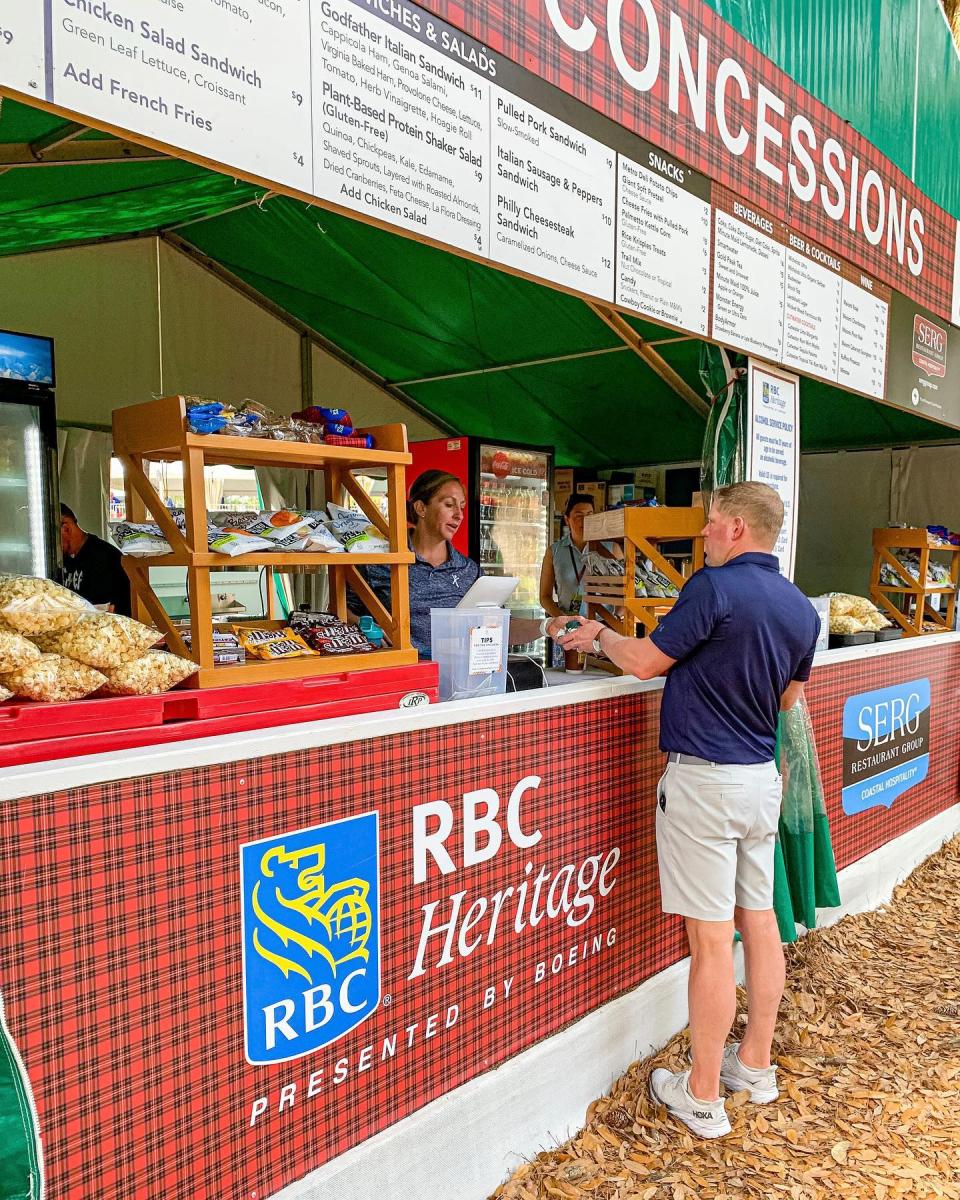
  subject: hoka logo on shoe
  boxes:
[240,813,381,1064]
[692,1109,713,1120]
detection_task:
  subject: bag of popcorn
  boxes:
[0,629,42,673]
[98,651,197,696]
[41,612,162,670]
[2,654,106,702]
[0,575,89,635]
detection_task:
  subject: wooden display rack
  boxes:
[869,527,960,636]
[582,507,705,666]
[112,395,418,687]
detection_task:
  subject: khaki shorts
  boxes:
[655,759,782,922]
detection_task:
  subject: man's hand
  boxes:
[557,615,603,652]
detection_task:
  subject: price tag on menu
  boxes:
[469,623,504,675]
[0,7,45,98]
[712,191,786,361]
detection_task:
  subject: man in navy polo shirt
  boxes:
[560,482,819,1139]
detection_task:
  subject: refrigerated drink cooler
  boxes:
[409,436,553,660]
[0,329,59,579]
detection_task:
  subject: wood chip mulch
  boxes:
[489,834,960,1200]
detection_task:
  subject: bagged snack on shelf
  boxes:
[43,612,162,670]
[232,626,316,660]
[318,407,352,426]
[302,513,346,553]
[325,421,354,437]
[2,654,107,702]
[0,575,90,635]
[187,401,230,435]
[830,613,868,635]
[289,610,344,630]
[110,522,172,557]
[0,629,41,672]
[828,593,891,630]
[208,526,275,556]
[327,503,390,553]
[300,621,376,655]
[325,433,375,449]
[179,628,245,665]
[99,651,197,696]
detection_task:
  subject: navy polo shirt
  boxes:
[362,541,481,658]
[650,552,820,764]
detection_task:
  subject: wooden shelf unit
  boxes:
[869,527,960,636]
[582,507,705,669]
[113,395,418,687]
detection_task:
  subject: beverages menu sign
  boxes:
[4,0,958,421]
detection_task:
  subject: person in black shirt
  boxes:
[60,503,131,616]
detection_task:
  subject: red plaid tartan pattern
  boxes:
[425,0,957,323]
[0,645,957,1198]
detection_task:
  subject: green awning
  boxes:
[0,96,956,467]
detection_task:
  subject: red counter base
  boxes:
[0,663,438,766]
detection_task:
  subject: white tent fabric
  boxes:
[56,427,113,539]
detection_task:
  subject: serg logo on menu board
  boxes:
[912,316,947,378]
[240,815,381,1064]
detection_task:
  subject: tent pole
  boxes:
[585,302,710,419]
[392,345,629,387]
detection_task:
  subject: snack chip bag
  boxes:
[0,574,90,635]
[99,651,198,696]
[208,528,275,556]
[327,503,390,554]
[3,654,107,702]
[232,626,316,660]
[0,629,42,673]
[110,522,173,557]
[0,684,12,703]
[43,612,163,670]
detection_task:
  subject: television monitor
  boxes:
[0,328,55,387]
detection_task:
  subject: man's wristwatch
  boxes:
[592,628,606,657]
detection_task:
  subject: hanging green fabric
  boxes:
[0,1000,41,1200]
[698,343,841,943]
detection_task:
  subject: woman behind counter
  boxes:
[360,469,559,659]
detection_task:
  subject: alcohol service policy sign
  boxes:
[841,678,930,815]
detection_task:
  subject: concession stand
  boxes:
[2,1,960,1199]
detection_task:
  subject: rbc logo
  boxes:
[240,813,381,1064]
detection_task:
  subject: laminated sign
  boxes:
[469,623,504,675]
[841,679,930,815]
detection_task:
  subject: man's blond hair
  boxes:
[711,481,784,545]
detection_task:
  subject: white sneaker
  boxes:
[719,1043,779,1103]
[649,1068,731,1138]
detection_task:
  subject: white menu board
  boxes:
[712,206,785,360]
[746,362,800,579]
[312,0,491,254]
[616,152,711,334]
[782,245,842,378]
[49,0,314,191]
[0,9,45,99]
[489,89,615,299]
[838,279,889,399]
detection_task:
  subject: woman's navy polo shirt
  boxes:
[649,552,820,764]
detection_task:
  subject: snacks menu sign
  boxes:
[841,679,931,815]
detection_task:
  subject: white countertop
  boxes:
[2,631,957,803]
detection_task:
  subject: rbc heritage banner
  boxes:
[0,646,958,1198]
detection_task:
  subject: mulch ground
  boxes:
[490,835,960,1200]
